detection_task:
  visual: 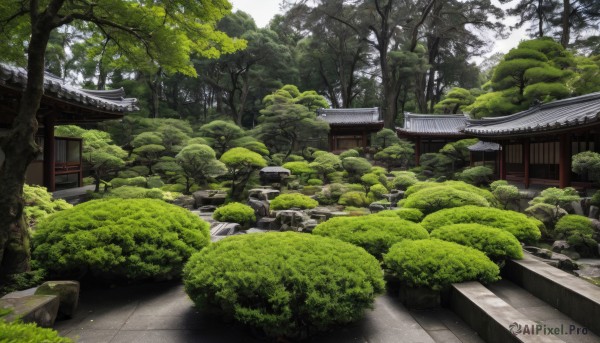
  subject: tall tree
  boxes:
[0,0,243,277]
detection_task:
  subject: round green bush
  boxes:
[421,205,541,243]
[384,239,500,290]
[430,224,523,260]
[368,183,388,199]
[107,186,165,199]
[23,184,72,229]
[313,215,429,259]
[110,176,147,188]
[405,181,496,205]
[306,178,323,186]
[0,320,73,342]
[555,214,598,257]
[339,149,360,159]
[33,198,210,282]
[183,232,385,339]
[213,202,256,228]
[338,191,370,207]
[390,172,419,190]
[270,193,318,210]
[401,186,490,215]
[372,208,424,222]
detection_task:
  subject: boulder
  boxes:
[589,206,599,220]
[34,281,80,318]
[557,259,579,272]
[0,295,59,327]
[192,190,227,208]
[571,200,584,215]
[368,202,386,213]
[198,205,217,213]
[171,195,195,209]
[552,240,570,252]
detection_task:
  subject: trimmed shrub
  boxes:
[271,193,318,210]
[306,178,323,186]
[33,198,210,282]
[457,166,494,186]
[591,190,600,207]
[110,176,147,188]
[342,157,372,181]
[430,224,523,260]
[401,186,489,215]
[213,202,256,228]
[146,176,165,189]
[368,183,389,200]
[313,215,429,259]
[555,214,598,257]
[372,208,424,222]
[390,171,419,190]
[282,161,314,176]
[23,184,72,229]
[339,149,359,159]
[0,321,73,342]
[338,191,370,207]
[183,232,385,339]
[384,239,500,290]
[421,205,541,243]
[493,184,521,210]
[107,186,164,199]
[489,180,509,191]
[405,181,496,205]
[314,183,346,205]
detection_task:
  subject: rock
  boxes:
[369,203,386,213]
[248,198,270,218]
[256,217,276,230]
[560,250,580,260]
[0,295,59,327]
[589,206,599,219]
[275,210,311,232]
[34,281,80,318]
[571,200,584,215]
[533,248,553,259]
[198,205,217,213]
[171,195,195,209]
[192,190,227,208]
[552,240,570,252]
[557,259,579,272]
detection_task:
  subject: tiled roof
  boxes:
[0,63,138,113]
[464,92,600,136]
[260,166,290,174]
[468,141,501,152]
[397,113,467,136]
[317,108,381,125]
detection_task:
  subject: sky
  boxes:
[228,0,529,62]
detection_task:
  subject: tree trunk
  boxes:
[0,20,53,277]
[561,0,570,48]
[538,0,544,37]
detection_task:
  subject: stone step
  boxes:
[503,253,600,335]
[450,281,564,343]
[0,294,60,328]
[486,280,599,343]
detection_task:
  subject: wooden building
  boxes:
[0,64,137,191]
[317,108,383,153]
[464,92,600,189]
[396,113,467,165]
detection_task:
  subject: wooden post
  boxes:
[559,134,571,188]
[499,142,506,180]
[523,139,530,188]
[361,130,367,148]
[329,132,334,151]
[43,116,56,191]
[415,136,421,166]
[469,151,474,167]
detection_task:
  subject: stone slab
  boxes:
[0,294,59,328]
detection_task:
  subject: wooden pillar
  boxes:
[523,138,530,189]
[361,130,367,148]
[559,134,571,188]
[415,136,421,166]
[469,151,474,167]
[43,116,56,191]
[499,142,506,180]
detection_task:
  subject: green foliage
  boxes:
[213,202,256,228]
[405,181,496,205]
[338,191,370,207]
[309,152,341,182]
[530,187,580,209]
[0,321,73,343]
[493,185,521,210]
[313,215,429,259]
[0,269,46,296]
[282,161,314,176]
[555,215,598,257]
[342,157,372,181]
[419,153,454,177]
[111,176,147,189]
[183,232,385,339]
[199,120,246,156]
[372,208,424,222]
[421,205,542,242]
[390,171,419,190]
[33,199,210,282]
[306,178,323,186]
[339,149,359,159]
[271,193,318,210]
[592,190,600,207]
[430,224,523,260]
[402,186,490,215]
[368,184,389,200]
[384,239,500,291]
[489,180,509,191]
[440,139,479,171]
[374,128,401,148]
[314,183,347,205]
[434,87,475,114]
[146,176,164,189]
[374,141,414,171]
[457,166,494,186]
[176,143,227,193]
[220,147,267,200]
[572,151,600,183]
[23,184,72,229]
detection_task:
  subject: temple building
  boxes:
[317,107,383,152]
[0,64,137,191]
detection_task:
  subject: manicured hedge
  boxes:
[383,239,500,290]
[33,198,210,282]
[405,181,496,205]
[338,191,370,207]
[372,208,424,222]
[401,186,490,215]
[555,214,598,257]
[213,202,256,228]
[183,232,385,339]
[23,184,72,229]
[270,193,318,210]
[312,215,429,259]
[430,223,523,260]
[421,205,541,243]
[0,321,73,343]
